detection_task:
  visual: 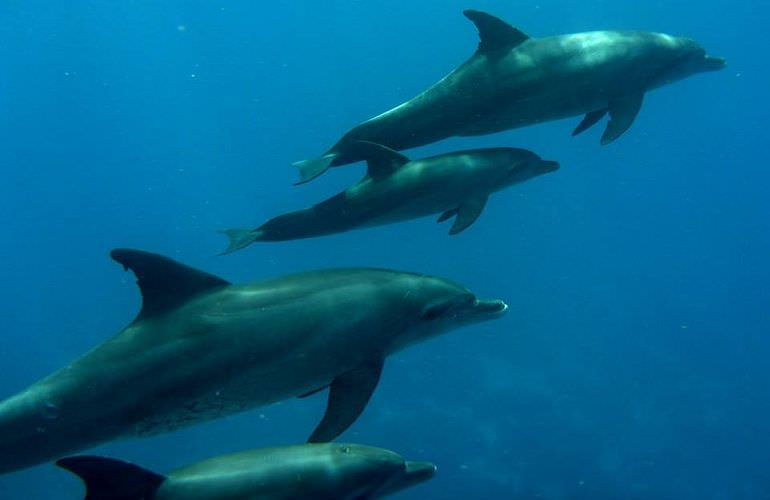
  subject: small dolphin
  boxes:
[0,250,506,474]
[223,142,558,253]
[293,10,725,183]
[57,443,436,499]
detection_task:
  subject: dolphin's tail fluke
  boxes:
[219,228,262,255]
[56,456,166,500]
[292,153,337,185]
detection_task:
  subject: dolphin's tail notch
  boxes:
[56,456,166,500]
[292,153,338,185]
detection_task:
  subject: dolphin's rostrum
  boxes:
[293,10,725,183]
[0,249,507,474]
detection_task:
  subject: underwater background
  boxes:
[0,0,767,498]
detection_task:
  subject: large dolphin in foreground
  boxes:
[223,142,558,253]
[58,443,436,499]
[0,250,506,475]
[293,9,725,183]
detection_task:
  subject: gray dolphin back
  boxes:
[56,456,166,500]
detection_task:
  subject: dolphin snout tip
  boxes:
[474,298,508,318]
[704,55,726,71]
[539,160,560,172]
[404,461,438,481]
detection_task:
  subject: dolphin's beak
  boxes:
[473,298,508,318]
[703,55,726,71]
[538,160,560,173]
[380,461,437,496]
[404,461,437,484]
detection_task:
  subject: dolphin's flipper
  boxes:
[56,456,166,500]
[437,208,458,223]
[352,141,410,180]
[292,153,338,185]
[297,385,329,399]
[572,109,608,136]
[110,249,230,323]
[219,228,262,255]
[463,10,530,54]
[601,93,645,145]
[449,196,488,235]
[307,359,384,443]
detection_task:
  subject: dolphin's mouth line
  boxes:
[704,55,727,70]
[473,298,508,316]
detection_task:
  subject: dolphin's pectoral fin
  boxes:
[437,208,458,223]
[297,385,329,399]
[572,109,608,136]
[56,456,166,500]
[463,10,530,54]
[307,359,384,443]
[601,93,645,145]
[292,153,338,185]
[449,196,488,235]
[351,141,410,180]
[110,249,230,323]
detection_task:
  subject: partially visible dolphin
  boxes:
[222,142,558,253]
[58,443,436,499]
[0,249,507,475]
[293,9,725,183]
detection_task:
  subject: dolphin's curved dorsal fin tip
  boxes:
[110,249,230,322]
[463,10,530,53]
[351,141,409,180]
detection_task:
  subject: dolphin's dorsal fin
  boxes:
[307,358,384,443]
[56,456,166,500]
[110,249,230,322]
[463,10,530,54]
[352,141,409,180]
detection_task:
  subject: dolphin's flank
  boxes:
[292,10,724,183]
[0,249,507,474]
[224,141,559,253]
[57,443,436,499]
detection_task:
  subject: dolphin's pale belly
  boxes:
[360,197,455,228]
[130,357,334,437]
[456,91,608,136]
[123,302,383,436]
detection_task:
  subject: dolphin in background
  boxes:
[58,443,436,499]
[293,9,725,183]
[0,249,507,475]
[223,141,558,254]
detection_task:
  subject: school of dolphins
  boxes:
[0,10,724,499]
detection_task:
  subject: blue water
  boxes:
[1,1,767,498]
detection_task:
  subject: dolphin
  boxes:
[222,142,558,253]
[293,9,725,183]
[0,249,507,475]
[57,443,436,499]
